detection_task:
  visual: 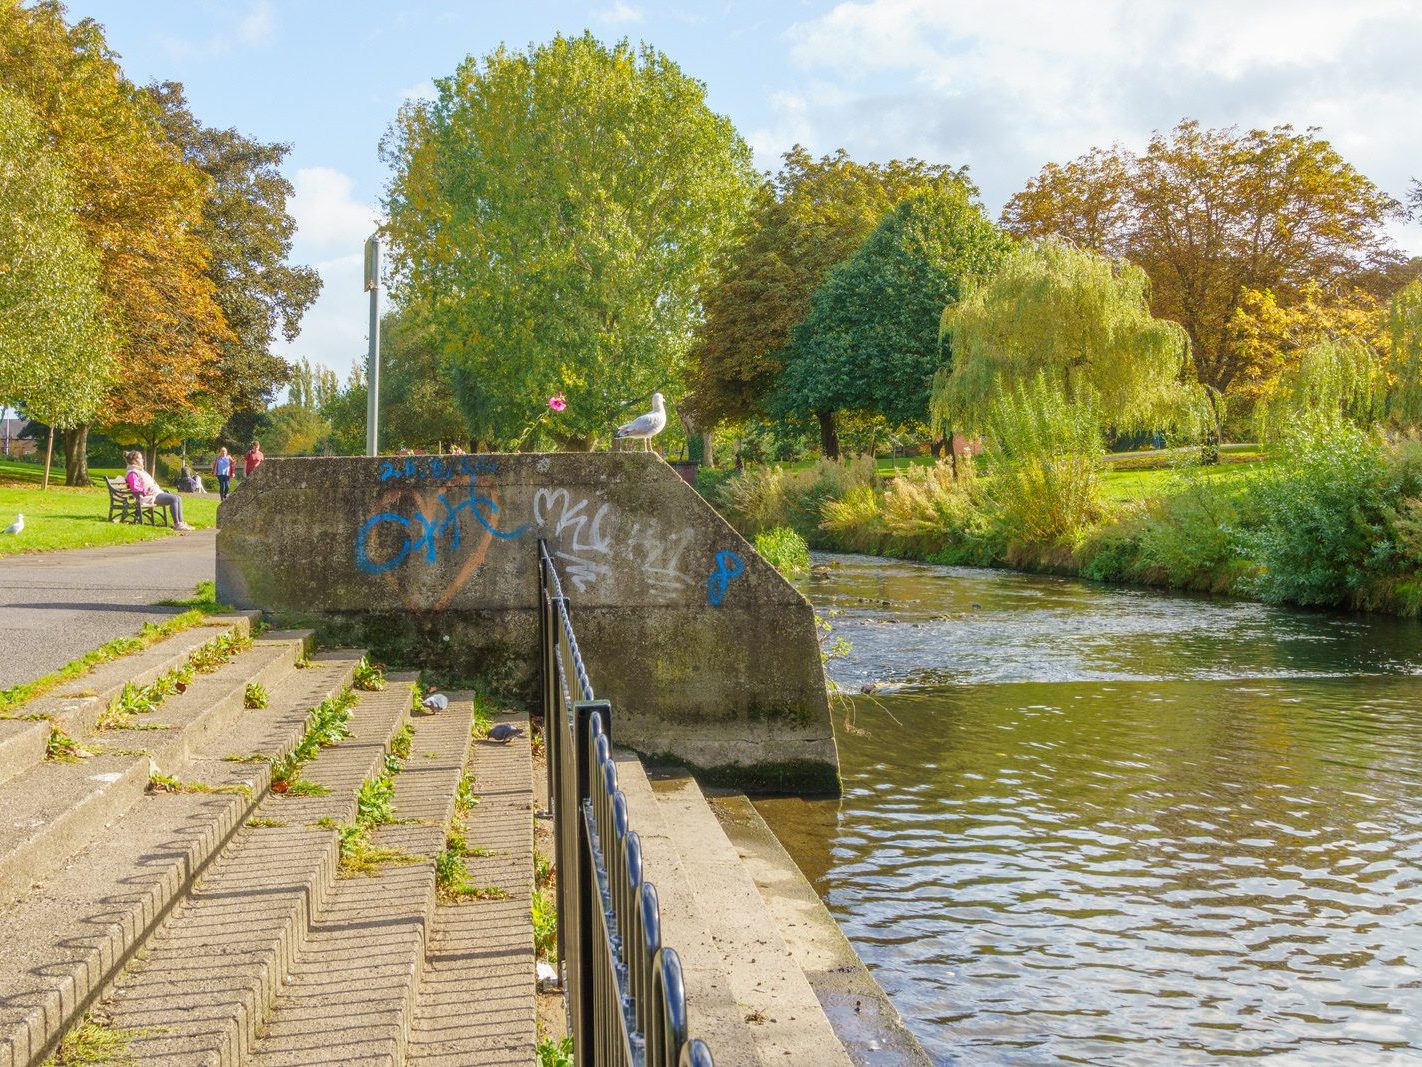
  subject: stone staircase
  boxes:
[0,621,537,1067]
[0,616,918,1066]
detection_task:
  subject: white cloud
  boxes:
[771,0,1422,253]
[593,2,643,24]
[237,1,274,46]
[276,169,381,376]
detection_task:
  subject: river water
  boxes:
[756,553,1422,1064]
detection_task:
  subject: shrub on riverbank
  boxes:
[710,428,1422,616]
[753,526,811,578]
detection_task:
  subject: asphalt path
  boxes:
[0,531,216,691]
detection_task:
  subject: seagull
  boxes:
[420,691,448,713]
[487,723,525,743]
[1,514,22,535]
[613,392,667,452]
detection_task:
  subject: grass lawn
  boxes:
[1099,458,1266,503]
[0,458,219,556]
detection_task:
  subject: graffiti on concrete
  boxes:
[627,523,696,592]
[534,488,614,593]
[355,474,528,575]
[377,456,498,483]
[706,550,745,606]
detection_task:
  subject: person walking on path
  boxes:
[213,448,233,501]
[243,440,264,478]
[124,452,194,531]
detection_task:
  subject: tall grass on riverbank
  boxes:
[712,427,1422,615]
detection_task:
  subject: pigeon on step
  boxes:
[420,691,448,713]
[1,513,22,535]
[488,723,524,743]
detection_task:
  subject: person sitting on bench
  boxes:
[124,451,194,531]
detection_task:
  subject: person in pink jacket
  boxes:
[124,451,194,531]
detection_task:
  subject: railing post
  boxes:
[573,699,612,1060]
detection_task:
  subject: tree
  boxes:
[1,3,231,484]
[147,83,321,438]
[932,239,1201,444]
[1386,280,1422,429]
[263,405,332,456]
[287,358,339,411]
[382,33,757,448]
[774,184,1008,457]
[687,147,970,429]
[0,87,106,485]
[376,310,469,451]
[1003,120,1403,441]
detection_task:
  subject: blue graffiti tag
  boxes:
[706,550,745,606]
[355,475,528,575]
[377,456,499,483]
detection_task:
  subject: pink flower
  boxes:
[548,393,567,413]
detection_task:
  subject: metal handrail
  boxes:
[538,539,714,1066]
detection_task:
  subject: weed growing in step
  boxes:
[147,774,251,797]
[355,772,397,827]
[535,855,556,890]
[246,817,286,828]
[337,823,419,877]
[44,1008,151,1066]
[0,608,210,717]
[294,654,315,669]
[455,773,479,816]
[536,1034,574,1067]
[470,694,496,739]
[434,845,507,902]
[532,887,558,959]
[96,628,253,731]
[269,688,358,791]
[243,682,268,709]
[352,656,386,692]
[153,579,231,613]
[390,723,414,760]
[278,779,331,797]
[45,727,86,763]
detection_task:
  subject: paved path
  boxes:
[0,532,215,691]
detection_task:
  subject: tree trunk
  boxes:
[63,423,91,487]
[43,427,55,491]
[702,431,715,468]
[1202,393,1223,466]
[949,435,958,480]
[816,409,840,461]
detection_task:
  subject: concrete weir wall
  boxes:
[216,453,839,794]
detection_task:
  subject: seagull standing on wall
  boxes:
[614,392,667,452]
[1,514,22,535]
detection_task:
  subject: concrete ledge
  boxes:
[217,454,840,795]
[711,795,932,1066]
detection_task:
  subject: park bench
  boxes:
[104,475,172,527]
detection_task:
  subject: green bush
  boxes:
[753,526,811,578]
[1238,422,1395,605]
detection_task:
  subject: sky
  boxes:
[68,0,1422,382]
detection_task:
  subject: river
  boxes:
[756,553,1422,1063]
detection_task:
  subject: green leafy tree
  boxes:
[148,83,321,438]
[377,309,469,451]
[319,367,367,455]
[264,404,332,456]
[0,88,106,484]
[774,184,1008,457]
[1,3,231,484]
[287,358,339,411]
[1388,280,1422,429]
[932,239,1200,444]
[688,147,969,431]
[382,33,756,448]
[1003,120,1403,443]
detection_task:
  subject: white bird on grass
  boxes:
[613,392,667,452]
[1,513,22,536]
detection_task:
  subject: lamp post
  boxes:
[364,234,381,457]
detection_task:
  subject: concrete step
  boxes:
[0,611,262,748]
[0,651,364,1067]
[407,704,536,1066]
[612,751,762,1067]
[711,795,932,1066]
[651,773,854,1067]
[100,678,417,1065]
[0,632,310,907]
[248,697,475,1066]
[0,720,46,789]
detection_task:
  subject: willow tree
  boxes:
[382,33,757,448]
[1252,337,1386,444]
[1388,280,1422,429]
[0,89,107,486]
[932,239,1201,446]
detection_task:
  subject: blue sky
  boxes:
[69,0,1422,381]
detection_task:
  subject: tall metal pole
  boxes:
[364,235,381,457]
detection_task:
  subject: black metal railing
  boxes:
[538,540,715,1067]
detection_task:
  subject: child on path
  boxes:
[213,448,233,500]
[124,451,194,531]
[243,440,264,478]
